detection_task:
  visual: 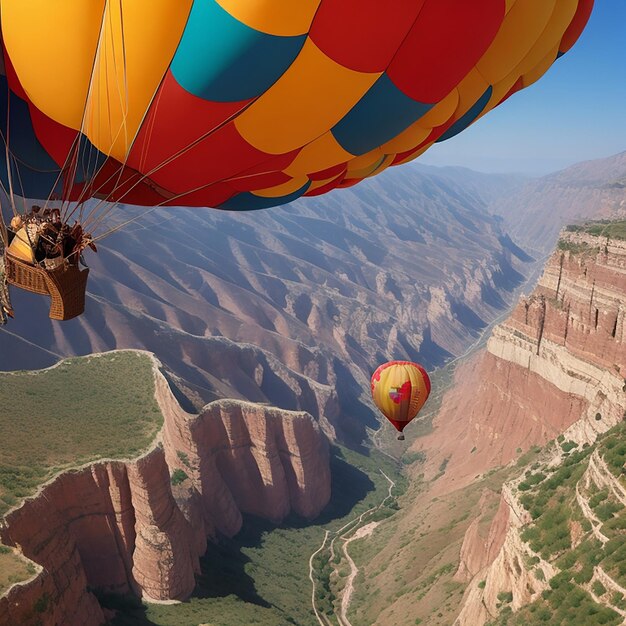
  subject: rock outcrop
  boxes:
[414,230,626,491]
[456,484,556,626]
[439,229,626,624]
[0,356,331,626]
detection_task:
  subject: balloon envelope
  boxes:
[0,0,593,210]
[371,361,431,433]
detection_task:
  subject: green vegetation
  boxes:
[170,469,188,486]
[592,580,607,597]
[564,220,626,242]
[401,451,426,465]
[104,445,405,626]
[497,591,513,605]
[487,574,621,626]
[0,545,36,595]
[34,592,51,614]
[177,450,192,469]
[557,239,596,255]
[0,352,163,515]
[518,445,592,559]
[498,422,626,624]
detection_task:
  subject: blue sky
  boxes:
[419,2,626,175]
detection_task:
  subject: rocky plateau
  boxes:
[0,354,331,626]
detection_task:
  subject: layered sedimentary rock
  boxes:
[0,359,330,626]
[438,231,626,625]
[415,231,626,491]
[455,483,556,626]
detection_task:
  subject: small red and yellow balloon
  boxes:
[371,361,431,440]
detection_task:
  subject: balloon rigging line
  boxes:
[4,91,17,217]
[59,0,110,224]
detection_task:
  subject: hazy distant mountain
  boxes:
[488,151,626,254]
[1,165,530,442]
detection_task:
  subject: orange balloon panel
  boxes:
[370,361,431,433]
[0,0,593,210]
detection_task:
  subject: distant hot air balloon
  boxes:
[0,0,594,319]
[371,361,431,440]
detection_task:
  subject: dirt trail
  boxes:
[310,530,331,626]
[339,522,380,626]
[339,471,395,626]
[309,469,395,626]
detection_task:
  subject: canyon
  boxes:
[453,228,626,625]
[489,151,626,254]
[0,355,331,626]
[0,164,531,445]
[4,157,626,625]
[348,224,626,625]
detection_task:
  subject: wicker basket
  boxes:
[4,252,89,320]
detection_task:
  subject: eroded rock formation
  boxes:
[442,231,626,624]
[414,231,626,492]
[0,358,330,626]
[1,164,532,445]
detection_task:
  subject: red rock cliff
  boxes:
[0,359,331,626]
[412,230,626,625]
[415,232,626,492]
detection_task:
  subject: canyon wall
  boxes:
[489,151,626,253]
[415,231,626,492]
[0,358,331,626]
[441,231,626,624]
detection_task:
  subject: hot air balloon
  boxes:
[371,361,431,440]
[0,0,593,319]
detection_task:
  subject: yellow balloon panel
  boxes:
[416,90,461,129]
[235,40,380,155]
[454,69,491,120]
[477,0,556,84]
[381,121,431,155]
[253,175,308,198]
[522,44,561,88]
[2,0,192,161]
[214,0,320,36]
[345,148,384,173]
[284,132,353,178]
[85,0,193,161]
[366,154,394,179]
[513,0,578,77]
[1,0,104,129]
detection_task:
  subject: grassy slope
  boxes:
[0,546,36,596]
[486,423,626,626]
[0,351,162,591]
[566,221,626,240]
[347,453,543,626]
[0,351,162,515]
[104,446,405,626]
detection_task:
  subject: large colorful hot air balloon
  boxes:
[0,1,594,320]
[0,0,593,216]
[371,361,431,440]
